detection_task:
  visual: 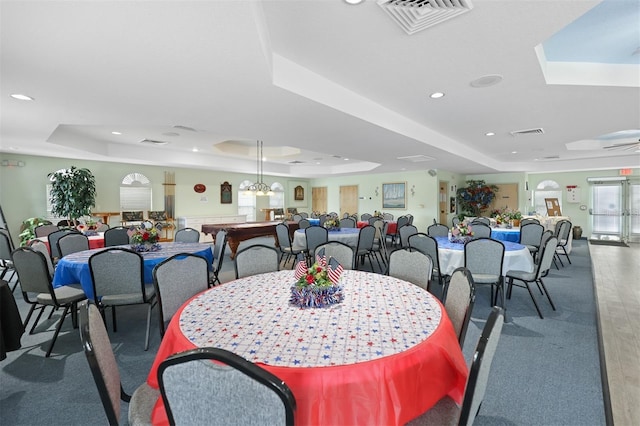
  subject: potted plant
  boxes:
[48,166,97,226]
[456,180,499,218]
[18,217,53,246]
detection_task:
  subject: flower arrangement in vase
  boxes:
[290,251,344,308]
[323,217,340,231]
[450,222,474,244]
[130,226,161,252]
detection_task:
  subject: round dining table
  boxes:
[490,227,520,242]
[52,242,213,300]
[291,227,361,251]
[146,269,468,426]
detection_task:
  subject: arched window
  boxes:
[534,180,562,216]
[120,172,152,212]
[269,182,285,210]
[238,180,256,221]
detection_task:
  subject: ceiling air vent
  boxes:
[510,128,545,137]
[377,0,474,35]
[397,154,435,162]
[288,160,306,164]
[139,138,169,146]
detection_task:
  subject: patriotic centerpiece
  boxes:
[129,225,161,252]
[450,222,474,244]
[323,217,340,231]
[290,249,344,308]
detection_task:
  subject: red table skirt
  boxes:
[357,221,398,235]
[146,299,467,426]
[39,236,104,252]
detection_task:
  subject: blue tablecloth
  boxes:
[52,242,213,300]
[490,227,520,243]
[292,227,360,250]
[308,218,320,226]
[435,237,525,251]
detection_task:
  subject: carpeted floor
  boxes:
[0,238,604,425]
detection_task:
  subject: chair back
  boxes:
[158,347,296,426]
[275,223,293,250]
[304,226,328,258]
[153,253,209,335]
[464,238,505,283]
[104,226,130,247]
[299,212,309,219]
[382,213,394,220]
[388,249,432,291]
[395,215,410,231]
[555,220,572,246]
[355,225,376,253]
[536,230,554,264]
[470,223,491,239]
[443,267,476,347]
[360,213,372,221]
[472,217,491,226]
[34,224,58,238]
[427,223,449,238]
[520,218,540,226]
[234,244,280,279]
[11,247,54,296]
[519,223,544,248]
[210,230,227,285]
[297,218,311,229]
[398,224,418,248]
[57,233,89,257]
[48,229,80,261]
[459,307,505,426]
[315,241,354,270]
[89,248,146,303]
[536,236,558,279]
[0,229,14,263]
[340,217,356,228]
[174,227,200,243]
[28,240,55,277]
[78,301,122,425]
[408,233,441,278]
[452,216,461,227]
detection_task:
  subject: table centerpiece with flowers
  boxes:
[290,253,344,308]
[323,217,340,231]
[450,222,475,244]
[130,226,161,252]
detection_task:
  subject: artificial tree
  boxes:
[456,180,499,218]
[48,166,97,226]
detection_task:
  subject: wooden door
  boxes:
[312,187,327,213]
[340,185,359,217]
[489,183,519,212]
[439,180,448,224]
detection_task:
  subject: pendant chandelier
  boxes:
[246,140,274,196]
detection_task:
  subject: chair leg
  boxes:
[112,306,117,332]
[46,305,70,357]
[507,277,513,299]
[555,252,564,267]
[561,246,571,264]
[144,303,152,351]
[538,278,556,311]
[523,281,544,319]
[29,305,47,334]
[22,304,37,330]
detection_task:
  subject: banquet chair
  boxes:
[399,224,418,248]
[319,214,328,227]
[0,229,18,291]
[388,248,433,292]
[464,238,505,311]
[234,244,280,279]
[554,220,572,266]
[408,307,504,426]
[89,248,157,350]
[368,216,381,225]
[442,267,476,347]
[34,224,58,238]
[292,213,303,223]
[354,225,379,272]
[57,219,73,227]
[275,223,303,268]
[57,232,90,257]
[95,223,110,232]
[471,217,491,227]
[519,223,544,256]
[520,218,540,226]
[304,226,328,263]
[79,301,159,426]
[361,213,372,222]
[209,230,227,286]
[315,241,354,270]
[470,223,491,239]
[383,212,394,220]
[427,223,449,238]
[48,229,80,264]
[505,236,559,319]
[340,217,356,228]
[408,233,445,287]
[299,212,309,219]
[11,247,86,357]
[297,218,311,229]
[28,240,55,279]
[371,220,389,272]
[452,216,461,227]
[153,253,209,337]
[158,347,296,426]
[104,226,130,247]
[174,227,200,243]
[537,230,556,268]
[390,215,410,246]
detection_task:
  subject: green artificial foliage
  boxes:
[18,217,52,246]
[456,180,499,217]
[48,166,97,225]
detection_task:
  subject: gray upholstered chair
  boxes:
[0,229,17,290]
[464,238,505,311]
[382,212,394,221]
[11,246,86,357]
[390,215,410,246]
[152,253,209,336]
[340,217,356,228]
[234,244,280,279]
[89,248,156,350]
[554,220,572,266]
[297,218,311,229]
[442,267,475,347]
[452,216,461,227]
[408,233,445,287]
[103,226,130,247]
[470,223,491,239]
[388,248,433,292]
[57,232,89,257]
[48,229,80,264]
[158,347,296,426]
[275,223,303,268]
[519,223,544,255]
[209,230,227,286]
[398,224,418,248]
[304,226,328,263]
[28,240,55,279]
[471,217,491,226]
[292,213,303,223]
[505,236,559,318]
[79,301,159,425]
[34,224,58,238]
[371,220,389,271]
[408,307,504,426]
[427,223,449,238]
[174,227,200,243]
[315,241,354,270]
[520,218,540,226]
[354,225,378,272]
[361,213,372,222]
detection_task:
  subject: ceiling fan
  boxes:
[603,139,640,151]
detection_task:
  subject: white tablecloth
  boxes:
[292,228,360,251]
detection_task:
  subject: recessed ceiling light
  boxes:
[344,158,349,161]
[10,93,34,101]
[511,151,518,154]
[111,131,122,135]
[192,147,199,152]
[470,74,503,88]
[430,92,445,99]
[344,0,364,4]
[485,132,495,136]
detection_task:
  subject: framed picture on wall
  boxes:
[382,182,406,209]
[294,185,304,201]
[450,197,456,214]
[221,181,232,204]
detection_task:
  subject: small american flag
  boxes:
[327,257,344,284]
[315,247,327,267]
[294,259,307,280]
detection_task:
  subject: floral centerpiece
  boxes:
[490,209,508,227]
[290,252,344,308]
[450,223,474,244]
[323,217,340,231]
[130,226,161,252]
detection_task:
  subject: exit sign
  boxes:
[620,169,634,176]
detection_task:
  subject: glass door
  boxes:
[590,183,623,241]
[629,181,640,243]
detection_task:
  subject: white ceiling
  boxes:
[1,0,639,179]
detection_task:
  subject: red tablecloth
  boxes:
[357,220,397,235]
[37,235,105,252]
[146,270,467,425]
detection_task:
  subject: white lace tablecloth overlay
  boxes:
[179,270,442,368]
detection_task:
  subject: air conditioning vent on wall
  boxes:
[377,0,474,35]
